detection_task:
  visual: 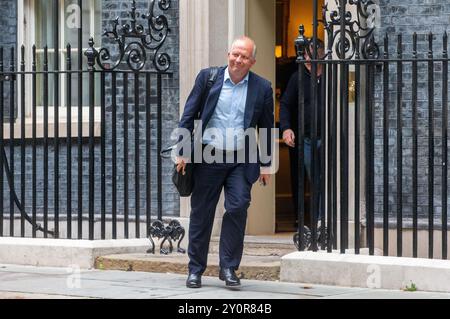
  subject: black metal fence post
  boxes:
[0,48,3,237]
[428,33,435,259]
[124,71,129,239]
[66,44,72,239]
[294,25,311,250]
[412,33,418,258]
[146,73,152,238]
[157,73,162,222]
[43,46,49,238]
[134,72,140,238]
[101,71,106,240]
[53,0,60,239]
[326,26,334,253]
[310,0,319,252]
[293,25,307,251]
[396,34,403,257]
[85,38,98,240]
[111,72,118,239]
[20,45,25,238]
[355,35,362,255]
[77,0,83,240]
[32,45,37,239]
[442,32,448,260]
[9,47,15,237]
[383,34,390,256]
[367,59,375,256]
[339,0,349,253]
[383,34,389,256]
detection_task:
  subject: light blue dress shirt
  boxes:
[203,67,249,151]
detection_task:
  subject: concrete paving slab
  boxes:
[78,270,162,283]
[0,275,179,299]
[0,277,110,297]
[0,291,89,299]
[1,264,450,299]
[322,289,450,299]
[243,281,370,297]
[0,264,80,276]
[166,290,317,299]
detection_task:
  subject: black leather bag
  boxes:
[160,145,194,197]
[162,67,220,197]
[171,162,194,197]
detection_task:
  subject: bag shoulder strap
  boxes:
[197,66,220,119]
[207,66,220,88]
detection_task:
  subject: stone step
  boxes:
[96,235,298,281]
[209,235,298,257]
[95,253,281,281]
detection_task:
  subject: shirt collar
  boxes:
[224,67,249,86]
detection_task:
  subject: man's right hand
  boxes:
[176,157,188,175]
[283,129,295,148]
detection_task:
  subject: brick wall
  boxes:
[373,0,450,223]
[0,0,16,120]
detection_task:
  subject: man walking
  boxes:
[177,36,274,288]
[280,39,325,228]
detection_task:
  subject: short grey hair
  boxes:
[230,36,257,59]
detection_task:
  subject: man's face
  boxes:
[228,40,256,79]
[305,45,325,61]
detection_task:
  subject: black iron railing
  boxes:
[0,0,184,255]
[294,0,450,260]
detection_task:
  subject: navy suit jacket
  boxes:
[179,66,274,184]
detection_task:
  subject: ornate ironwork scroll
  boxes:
[301,0,380,60]
[148,220,186,255]
[293,226,329,251]
[94,0,171,72]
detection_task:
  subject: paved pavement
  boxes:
[0,264,449,299]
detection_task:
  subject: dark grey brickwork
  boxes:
[1,0,179,237]
[373,0,450,223]
[0,0,16,49]
[0,0,17,120]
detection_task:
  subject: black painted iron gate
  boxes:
[0,0,184,254]
[294,0,450,260]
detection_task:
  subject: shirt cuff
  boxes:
[260,166,272,175]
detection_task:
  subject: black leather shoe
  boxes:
[219,267,241,287]
[186,273,202,288]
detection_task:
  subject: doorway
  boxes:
[275,0,325,232]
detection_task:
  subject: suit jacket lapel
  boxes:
[202,68,225,128]
[244,72,257,129]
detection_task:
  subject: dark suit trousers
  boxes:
[188,161,252,275]
[289,138,323,222]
